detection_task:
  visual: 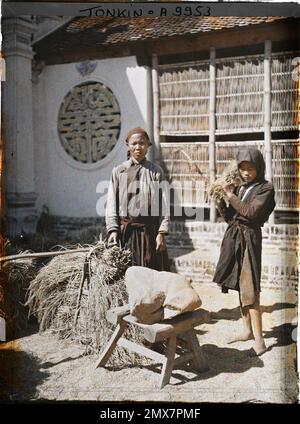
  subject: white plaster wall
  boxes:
[33,56,150,218]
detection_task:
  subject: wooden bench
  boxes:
[95,305,210,389]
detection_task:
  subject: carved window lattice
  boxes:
[58,81,121,163]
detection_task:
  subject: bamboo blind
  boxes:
[161,140,299,211]
[158,52,299,135]
[215,58,264,132]
[272,141,299,210]
[271,53,299,130]
[160,142,209,207]
[159,63,210,135]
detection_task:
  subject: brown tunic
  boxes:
[106,157,170,271]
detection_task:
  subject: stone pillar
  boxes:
[2,17,38,237]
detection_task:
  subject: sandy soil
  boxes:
[0,284,298,403]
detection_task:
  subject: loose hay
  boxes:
[209,160,243,201]
[0,253,38,339]
[26,243,150,367]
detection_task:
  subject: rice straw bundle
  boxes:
[209,160,242,201]
[26,243,149,366]
[0,252,38,339]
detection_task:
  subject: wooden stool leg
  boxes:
[186,329,209,373]
[159,335,177,389]
[95,321,127,369]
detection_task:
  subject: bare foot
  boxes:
[227,332,254,344]
[252,339,268,356]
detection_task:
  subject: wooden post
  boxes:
[159,335,177,389]
[186,329,209,372]
[94,321,127,369]
[209,47,217,223]
[146,65,155,162]
[264,40,275,224]
[152,54,161,162]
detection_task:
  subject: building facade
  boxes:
[1,16,299,289]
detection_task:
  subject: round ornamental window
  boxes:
[57,81,121,163]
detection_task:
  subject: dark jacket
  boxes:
[213,148,276,294]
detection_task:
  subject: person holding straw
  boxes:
[106,127,170,271]
[214,147,275,356]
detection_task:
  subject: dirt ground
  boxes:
[0,284,298,403]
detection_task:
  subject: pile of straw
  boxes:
[209,160,242,201]
[0,251,38,339]
[26,243,148,366]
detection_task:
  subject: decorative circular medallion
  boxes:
[58,81,121,163]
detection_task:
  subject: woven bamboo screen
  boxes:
[159,62,210,135]
[161,140,299,211]
[272,141,299,210]
[159,52,298,135]
[271,53,299,130]
[215,57,264,132]
[160,143,209,207]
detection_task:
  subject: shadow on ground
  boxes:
[210,302,296,323]
[41,355,84,369]
[264,322,297,348]
[139,343,264,386]
[0,344,50,401]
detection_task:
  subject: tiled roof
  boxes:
[66,16,283,44]
[33,16,288,63]
[34,16,283,49]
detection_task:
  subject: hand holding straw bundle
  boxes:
[209,160,243,203]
